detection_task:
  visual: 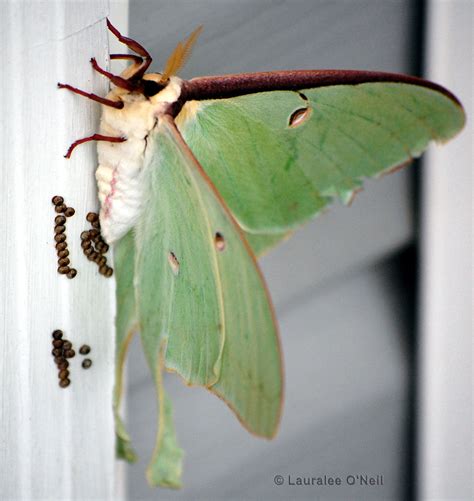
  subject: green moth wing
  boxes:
[134,115,283,443]
[114,230,184,487]
[114,230,138,463]
[177,80,465,254]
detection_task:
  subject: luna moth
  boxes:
[58,20,465,487]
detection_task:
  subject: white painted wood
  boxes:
[418,1,473,500]
[0,2,127,499]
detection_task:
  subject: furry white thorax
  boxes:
[96,74,182,244]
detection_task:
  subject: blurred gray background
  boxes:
[125,1,422,499]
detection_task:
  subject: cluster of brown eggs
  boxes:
[52,196,77,279]
[51,330,93,388]
[81,212,113,277]
[51,329,75,388]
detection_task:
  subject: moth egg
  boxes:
[51,195,64,206]
[62,341,72,351]
[87,252,98,261]
[104,267,114,278]
[54,225,66,234]
[64,349,75,358]
[83,247,94,257]
[52,329,63,340]
[58,257,70,267]
[58,369,70,379]
[55,204,67,214]
[81,359,92,369]
[86,212,99,223]
[52,339,63,348]
[79,345,91,355]
[56,359,69,370]
[55,215,66,225]
[80,231,91,241]
[67,269,77,279]
[56,242,67,252]
[59,379,70,388]
[81,239,92,249]
[64,207,75,217]
[54,233,67,243]
[57,265,70,274]
[52,348,62,357]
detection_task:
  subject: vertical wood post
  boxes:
[418,1,472,499]
[0,2,127,499]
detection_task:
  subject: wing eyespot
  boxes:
[214,232,226,252]
[288,107,311,128]
[168,251,180,275]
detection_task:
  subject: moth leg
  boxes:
[57,83,124,109]
[90,57,138,92]
[64,134,127,159]
[110,54,143,64]
[106,18,152,79]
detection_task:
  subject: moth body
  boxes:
[96,74,182,244]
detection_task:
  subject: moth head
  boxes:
[141,74,166,97]
[115,26,202,101]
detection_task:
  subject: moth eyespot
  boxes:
[168,252,180,275]
[214,232,226,251]
[289,107,311,128]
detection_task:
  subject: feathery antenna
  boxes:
[161,26,203,82]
